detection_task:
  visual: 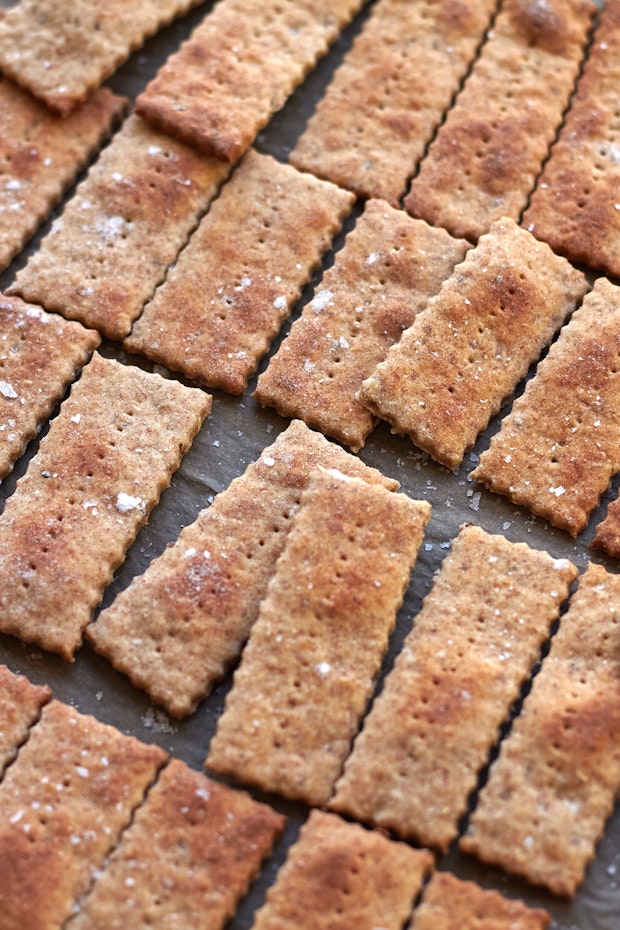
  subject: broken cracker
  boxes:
[330,524,577,852]
[359,217,588,469]
[0,664,50,778]
[135,0,365,162]
[207,466,430,805]
[88,419,398,719]
[124,149,354,394]
[461,563,620,897]
[592,494,620,559]
[0,352,211,659]
[9,115,230,340]
[255,199,470,451]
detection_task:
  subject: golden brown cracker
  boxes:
[88,419,399,718]
[0,664,50,777]
[592,494,620,559]
[330,524,577,852]
[124,149,354,394]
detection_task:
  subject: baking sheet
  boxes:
[0,1,618,927]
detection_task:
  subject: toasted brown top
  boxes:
[0,664,50,777]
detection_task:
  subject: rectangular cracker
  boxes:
[523,2,620,276]
[0,0,202,115]
[70,758,284,930]
[88,419,399,719]
[124,149,354,395]
[255,200,470,451]
[251,809,434,930]
[290,0,497,206]
[330,524,578,852]
[404,0,596,240]
[207,467,431,805]
[410,872,550,930]
[0,664,50,777]
[472,277,620,536]
[135,0,365,162]
[9,115,230,340]
[0,79,127,272]
[0,699,166,930]
[358,217,588,469]
[461,562,620,897]
[0,352,211,659]
[0,294,100,480]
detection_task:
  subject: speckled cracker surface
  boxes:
[0,664,50,778]
[0,295,100,480]
[251,810,433,930]
[290,0,496,205]
[524,2,620,277]
[207,467,430,805]
[135,0,365,162]
[410,872,551,930]
[0,699,166,930]
[0,353,211,659]
[404,0,596,240]
[0,0,202,114]
[125,149,354,394]
[71,758,284,930]
[88,420,399,718]
[592,494,620,559]
[255,200,469,451]
[330,524,577,852]
[0,80,126,272]
[358,217,588,469]
[461,563,620,897]
[472,277,620,537]
[10,115,230,340]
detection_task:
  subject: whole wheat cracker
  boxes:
[0,0,203,115]
[124,149,354,394]
[592,495,620,558]
[330,524,577,852]
[251,809,434,930]
[207,467,430,805]
[0,295,100,481]
[88,419,399,719]
[254,199,470,451]
[9,115,230,340]
[0,664,50,778]
[472,277,620,537]
[135,0,365,162]
[70,758,284,930]
[524,1,620,277]
[358,217,588,469]
[290,0,496,206]
[404,0,596,241]
[461,563,620,897]
[0,352,211,660]
[0,699,166,930]
[0,80,127,273]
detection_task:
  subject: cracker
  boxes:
[255,200,470,451]
[9,115,230,340]
[592,495,620,559]
[251,809,433,930]
[0,0,202,115]
[404,0,596,241]
[290,0,496,206]
[0,80,127,272]
[0,295,100,480]
[460,563,620,896]
[0,352,211,659]
[207,467,430,805]
[410,872,550,930]
[70,758,284,930]
[88,419,399,718]
[135,0,365,162]
[524,3,620,276]
[472,277,620,537]
[358,217,588,469]
[0,664,50,777]
[330,524,577,852]
[0,699,166,930]
[124,149,354,395]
